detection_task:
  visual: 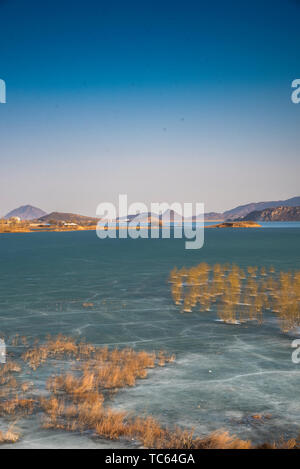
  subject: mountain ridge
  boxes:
[205,196,300,220]
[238,206,300,222]
[37,212,99,225]
[4,196,300,223]
[4,205,47,220]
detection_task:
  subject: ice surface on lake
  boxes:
[0,227,300,447]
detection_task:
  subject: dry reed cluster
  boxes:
[0,360,34,417]
[0,334,300,448]
[169,263,300,332]
[0,359,32,444]
[0,427,20,444]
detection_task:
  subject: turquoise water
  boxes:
[259,222,300,228]
[0,226,300,447]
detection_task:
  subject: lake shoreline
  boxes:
[0,220,262,234]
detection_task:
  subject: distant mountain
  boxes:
[4,205,47,220]
[38,212,99,225]
[5,196,299,224]
[116,198,300,223]
[117,210,183,224]
[239,206,300,222]
[116,214,139,222]
[223,196,300,220]
[130,212,162,225]
[159,209,184,222]
[117,211,177,225]
[204,212,224,221]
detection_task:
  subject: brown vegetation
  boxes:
[0,218,97,234]
[0,427,20,444]
[207,221,262,228]
[1,334,299,448]
[169,263,300,332]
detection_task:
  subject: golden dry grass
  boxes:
[0,427,20,444]
[170,263,300,332]
[1,334,299,448]
[0,358,36,419]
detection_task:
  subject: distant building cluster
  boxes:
[8,216,20,223]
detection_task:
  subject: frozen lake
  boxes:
[0,226,300,447]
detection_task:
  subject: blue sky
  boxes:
[0,0,299,216]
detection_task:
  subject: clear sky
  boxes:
[0,0,299,216]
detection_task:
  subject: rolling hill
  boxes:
[4,196,300,225]
[37,212,100,225]
[4,205,47,220]
[205,196,300,220]
[223,196,300,220]
[239,206,300,222]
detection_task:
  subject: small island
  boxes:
[207,221,262,228]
